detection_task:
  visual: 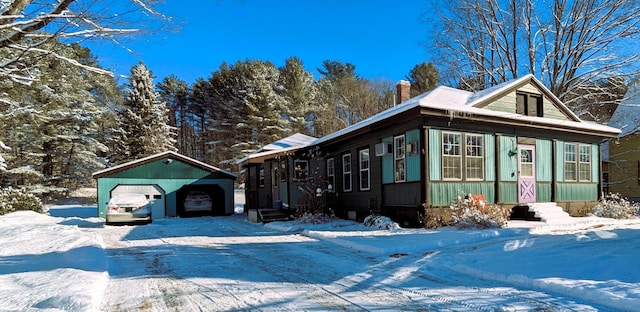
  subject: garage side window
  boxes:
[327,158,335,189]
[394,135,405,182]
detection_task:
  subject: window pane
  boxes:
[564,144,577,181]
[360,149,370,190]
[465,134,484,180]
[579,145,591,181]
[394,135,406,182]
[443,132,462,180]
[342,154,351,191]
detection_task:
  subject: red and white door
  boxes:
[517,145,536,203]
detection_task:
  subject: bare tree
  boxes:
[427,0,640,120]
[0,0,167,85]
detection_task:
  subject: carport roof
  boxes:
[92,151,236,179]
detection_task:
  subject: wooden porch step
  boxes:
[258,208,290,223]
[509,205,542,221]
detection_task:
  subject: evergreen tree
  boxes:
[278,57,317,135]
[0,42,114,191]
[157,75,191,156]
[116,62,175,163]
[406,62,440,97]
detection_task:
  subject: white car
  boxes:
[183,191,212,212]
[106,194,152,225]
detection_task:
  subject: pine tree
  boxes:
[278,57,317,135]
[157,75,191,156]
[406,62,440,97]
[116,62,176,163]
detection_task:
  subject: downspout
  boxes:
[495,134,501,204]
[551,139,557,202]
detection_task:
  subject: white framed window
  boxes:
[394,135,405,182]
[442,132,462,180]
[259,168,265,187]
[359,148,370,191]
[342,153,352,192]
[564,143,577,181]
[326,158,335,190]
[579,144,591,181]
[465,134,484,180]
[442,131,484,181]
[293,160,308,180]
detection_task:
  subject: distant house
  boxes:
[603,80,640,202]
[240,75,620,226]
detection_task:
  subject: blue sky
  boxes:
[87,0,431,85]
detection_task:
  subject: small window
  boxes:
[442,132,462,180]
[465,134,484,180]
[579,144,591,182]
[342,153,352,192]
[564,143,577,181]
[394,135,405,182]
[293,160,308,180]
[259,168,265,187]
[516,92,543,117]
[326,158,335,190]
[359,148,370,191]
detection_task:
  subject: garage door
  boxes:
[111,184,165,220]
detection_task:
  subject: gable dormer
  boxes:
[471,75,579,122]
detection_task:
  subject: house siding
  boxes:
[608,134,640,200]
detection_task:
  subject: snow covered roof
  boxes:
[92,151,236,179]
[608,79,640,138]
[314,74,619,145]
[237,133,316,165]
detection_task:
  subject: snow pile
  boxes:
[363,214,401,230]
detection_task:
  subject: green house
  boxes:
[93,151,236,219]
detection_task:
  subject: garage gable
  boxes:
[92,151,236,180]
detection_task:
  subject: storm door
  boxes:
[517,145,536,203]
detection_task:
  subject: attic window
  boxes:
[516,92,543,117]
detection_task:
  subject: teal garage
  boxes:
[92,151,236,220]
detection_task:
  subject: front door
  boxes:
[518,145,536,203]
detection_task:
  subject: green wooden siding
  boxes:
[499,182,518,204]
[591,144,599,183]
[485,133,495,181]
[555,139,564,181]
[556,183,598,201]
[536,139,553,182]
[428,128,441,181]
[381,136,394,184]
[536,182,552,202]
[406,129,421,182]
[429,182,495,206]
[499,135,518,181]
[105,159,226,180]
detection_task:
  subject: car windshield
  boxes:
[111,194,148,207]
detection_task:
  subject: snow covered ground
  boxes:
[1,192,640,311]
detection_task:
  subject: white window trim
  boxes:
[327,158,335,190]
[342,153,352,192]
[394,135,406,183]
[442,131,462,181]
[578,143,591,182]
[564,143,578,182]
[465,133,484,181]
[259,168,265,187]
[359,148,370,191]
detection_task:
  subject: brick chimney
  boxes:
[396,80,411,105]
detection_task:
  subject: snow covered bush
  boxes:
[364,215,401,230]
[0,187,43,215]
[592,193,639,219]
[449,193,510,229]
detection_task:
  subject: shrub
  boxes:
[0,187,43,215]
[449,192,510,229]
[592,193,639,219]
[364,215,401,230]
